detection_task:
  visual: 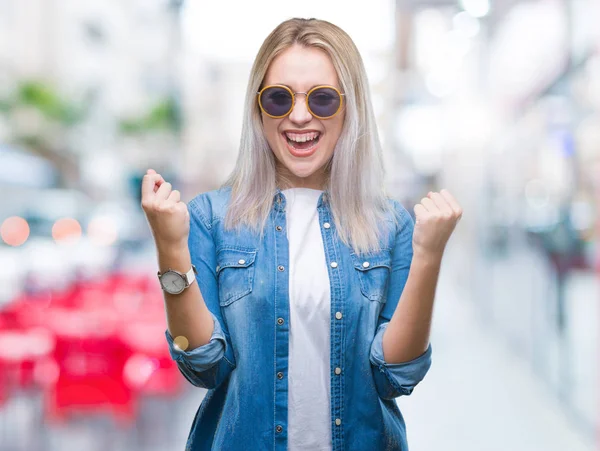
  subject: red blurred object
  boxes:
[46,332,135,426]
[0,327,55,396]
[0,270,180,425]
[120,322,183,397]
[0,361,8,407]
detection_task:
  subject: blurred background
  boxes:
[0,0,598,450]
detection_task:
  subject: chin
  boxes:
[286,167,316,179]
[275,146,330,179]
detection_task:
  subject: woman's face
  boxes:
[261,44,345,189]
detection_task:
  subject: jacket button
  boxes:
[216,265,220,272]
[277,317,284,325]
[278,265,285,271]
[276,225,283,231]
[323,222,331,229]
[330,262,338,268]
[276,425,283,433]
[335,312,342,320]
[334,367,341,375]
[277,372,284,379]
[335,418,341,426]
[362,261,370,268]
[238,259,246,265]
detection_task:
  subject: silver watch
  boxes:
[157,265,197,295]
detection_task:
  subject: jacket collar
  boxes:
[273,187,329,211]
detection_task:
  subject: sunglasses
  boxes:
[257,84,345,120]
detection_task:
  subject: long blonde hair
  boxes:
[222,18,396,254]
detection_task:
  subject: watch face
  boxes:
[161,271,186,294]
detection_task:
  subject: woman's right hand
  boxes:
[141,168,190,250]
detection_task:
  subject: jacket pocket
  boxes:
[351,250,392,303]
[216,247,257,307]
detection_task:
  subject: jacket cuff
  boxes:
[370,322,432,398]
[165,312,227,372]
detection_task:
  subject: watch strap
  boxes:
[183,265,197,287]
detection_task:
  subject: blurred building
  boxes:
[392,0,600,440]
[0,0,184,197]
[179,58,249,192]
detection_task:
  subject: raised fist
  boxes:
[141,168,190,249]
[412,189,462,258]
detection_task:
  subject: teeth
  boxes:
[285,132,320,143]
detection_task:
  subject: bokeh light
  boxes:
[460,0,490,18]
[1,216,30,246]
[87,216,118,246]
[52,218,82,244]
[173,335,189,352]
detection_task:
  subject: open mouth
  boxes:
[284,131,321,152]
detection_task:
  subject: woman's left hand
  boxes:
[412,189,463,259]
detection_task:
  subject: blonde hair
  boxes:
[222,18,397,254]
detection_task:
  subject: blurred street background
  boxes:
[0,0,599,450]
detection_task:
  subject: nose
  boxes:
[288,93,312,125]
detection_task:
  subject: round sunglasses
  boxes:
[257,85,345,120]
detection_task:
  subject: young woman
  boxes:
[141,18,462,451]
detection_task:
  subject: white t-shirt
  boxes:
[282,187,332,451]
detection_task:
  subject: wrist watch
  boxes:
[157,265,197,295]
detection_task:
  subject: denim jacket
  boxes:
[165,186,433,451]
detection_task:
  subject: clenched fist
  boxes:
[412,189,462,258]
[141,168,190,249]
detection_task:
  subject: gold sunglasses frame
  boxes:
[257,84,345,120]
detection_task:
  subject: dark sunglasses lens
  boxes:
[260,87,293,117]
[308,88,341,118]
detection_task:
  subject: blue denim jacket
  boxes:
[165,186,432,451]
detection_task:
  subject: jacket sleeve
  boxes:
[369,201,433,400]
[164,195,236,389]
